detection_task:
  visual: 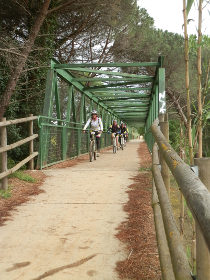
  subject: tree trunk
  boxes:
[166,88,188,128]
[183,0,194,165]
[0,0,51,119]
[197,0,203,158]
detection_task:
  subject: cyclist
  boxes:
[124,124,129,140]
[119,122,128,147]
[83,110,103,156]
[108,120,121,149]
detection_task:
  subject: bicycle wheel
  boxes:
[113,138,116,153]
[89,141,93,162]
[121,137,124,150]
[93,140,97,160]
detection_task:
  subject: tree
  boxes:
[0,0,51,119]
[197,0,203,157]
[183,0,194,165]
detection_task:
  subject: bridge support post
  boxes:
[194,158,210,280]
[159,113,170,197]
[77,93,85,156]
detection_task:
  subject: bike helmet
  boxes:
[91,110,98,115]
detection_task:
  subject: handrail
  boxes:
[0,152,38,180]
[0,135,38,154]
[151,119,210,250]
[0,116,38,127]
[38,115,83,128]
[153,144,191,280]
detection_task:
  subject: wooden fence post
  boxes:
[194,158,210,280]
[29,114,34,170]
[0,118,8,190]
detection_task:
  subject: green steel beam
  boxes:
[88,87,152,92]
[53,62,160,68]
[54,72,61,119]
[66,85,73,122]
[72,77,154,82]
[118,114,146,117]
[122,116,146,118]
[158,68,166,114]
[62,85,73,160]
[98,96,150,101]
[53,65,118,119]
[42,70,55,117]
[78,93,85,155]
[60,67,153,78]
[71,88,76,123]
[101,97,149,105]
[120,117,146,120]
[114,109,148,112]
[108,102,149,107]
[85,79,153,90]
[94,93,151,98]
[98,97,149,102]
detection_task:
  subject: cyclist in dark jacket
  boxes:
[119,122,128,146]
[108,120,121,148]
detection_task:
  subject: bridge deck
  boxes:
[0,140,159,280]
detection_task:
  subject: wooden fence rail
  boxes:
[0,115,38,190]
[151,117,210,280]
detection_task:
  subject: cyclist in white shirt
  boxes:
[83,110,103,156]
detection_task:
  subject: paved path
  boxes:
[0,140,141,280]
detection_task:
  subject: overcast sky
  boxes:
[137,0,210,35]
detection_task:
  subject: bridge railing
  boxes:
[0,115,38,190]
[37,116,118,169]
[151,119,210,280]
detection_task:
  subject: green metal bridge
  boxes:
[38,56,165,168]
[1,56,210,280]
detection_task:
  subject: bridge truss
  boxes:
[38,57,165,168]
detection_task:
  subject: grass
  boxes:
[0,187,12,199]
[9,171,36,183]
[170,174,194,267]
[139,167,151,172]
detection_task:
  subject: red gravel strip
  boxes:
[116,142,161,280]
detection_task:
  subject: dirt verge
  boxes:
[116,142,161,280]
[0,171,46,226]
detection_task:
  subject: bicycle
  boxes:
[112,133,118,154]
[124,133,128,146]
[89,131,97,162]
[119,133,125,150]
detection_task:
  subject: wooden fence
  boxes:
[151,117,210,280]
[0,115,38,190]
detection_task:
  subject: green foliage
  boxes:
[7,158,16,169]
[186,0,194,15]
[186,246,192,266]
[0,188,11,199]
[139,167,151,172]
[169,120,182,153]
[189,34,210,56]
[137,127,145,135]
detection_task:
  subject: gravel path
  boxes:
[0,140,141,280]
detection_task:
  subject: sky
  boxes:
[137,0,210,35]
